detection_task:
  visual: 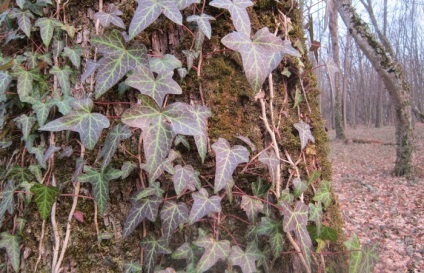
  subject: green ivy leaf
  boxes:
[189,188,222,224]
[240,195,263,223]
[6,166,34,184]
[160,201,189,240]
[77,166,122,214]
[209,0,253,36]
[0,71,12,102]
[123,262,142,273]
[128,0,182,40]
[91,30,148,98]
[39,98,110,150]
[9,8,34,37]
[29,145,46,169]
[121,161,137,179]
[0,232,20,272]
[193,233,231,273]
[49,65,73,96]
[94,4,125,29]
[24,51,39,69]
[31,99,54,127]
[253,217,283,257]
[125,64,182,106]
[344,234,362,273]
[294,120,315,150]
[10,67,35,102]
[313,180,332,208]
[229,241,262,273]
[62,46,82,68]
[172,242,203,267]
[0,180,16,227]
[186,13,215,39]
[14,114,36,141]
[34,17,63,47]
[211,138,249,193]
[360,244,379,273]
[122,196,162,238]
[307,224,337,242]
[97,124,132,172]
[133,181,164,201]
[140,235,172,273]
[172,165,201,197]
[251,177,271,197]
[149,54,182,74]
[52,95,75,115]
[30,183,60,220]
[293,178,308,198]
[308,202,322,233]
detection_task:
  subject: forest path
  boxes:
[329,124,424,272]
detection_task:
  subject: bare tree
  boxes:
[335,0,415,176]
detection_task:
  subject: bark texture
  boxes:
[335,0,415,176]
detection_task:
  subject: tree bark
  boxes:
[335,0,415,176]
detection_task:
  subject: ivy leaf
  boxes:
[253,217,283,257]
[282,201,311,269]
[221,27,286,93]
[293,178,308,198]
[81,59,99,82]
[186,13,215,39]
[193,233,231,273]
[189,188,222,224]
[140,235,172,273]
[42,145,61,163]
[148,149,180,183]
[24,51,39,69]
[52,95,75,115]
[122,196,162,238]
[14,114,36,141]
[133,181,164,200]
[123,262,142,273]
[125,65,182,106]
[30,183,60,220]
[307,224,337,242]
[229,241,262,273]
[211,138,249,193]
[62,46,82,68]
[313,180,332,208]
[10,67,34,102]
[97,124,132,172]
[258,149,280,187]
[176,0,200,10]
[172,165,201,197]
[29,146,46,169]
[344,234,362,273]
[209,0,253,36]
[16,0,26,9]
[94,4,126,29]
[0,180,16,227]
[160,201,189,240]
[293,120,315,150]
[0,71,12,102]
[129,0,182,40]
[91,30,148,98]
[172,242,203,266]
[49,65,73,96]
[191,105,212,163]
[31,99,54,127]
[251,177,271,197]
[360,244,379,273]
[77,166,122,214]
[6,166,34,184]
[39,98,110,150]
[9,8,34,37]
[121,161,137,179]
[308,202,322,233]
[0,232,20,272]
[164,103,203,136]
[240,195,263,223]
[34,17,63,47]
[149,54,182,74]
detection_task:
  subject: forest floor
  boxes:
[329,123,424,272]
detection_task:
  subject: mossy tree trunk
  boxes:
[336,0,415,176]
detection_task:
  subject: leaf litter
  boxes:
[329,124,424,272]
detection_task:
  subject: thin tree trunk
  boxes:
[342,33,351,129]
[329,0,345,139]
[335,0,415,176]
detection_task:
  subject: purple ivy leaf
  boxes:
[186,13,215,39]
[160,201,189,240]
[149,54,182,74]
[140,234,172,273]
[172,165,201,197]
[125,65,182,107]
[221,27,286,93]
[229,241,262,273]
[133,181,164,201]
[42,145,61,163]
[240,195,263,223]
[176,0,200,10]
[149,149,181,182]
[91,30,148,98]
[182,50,200,71]
[194,233,231,272]
[0,71,12,102]
[211,138,249,193]
[189,188,222,224]
[129,0,182,40]
[0,232,20,272]
[163,103,203,136]
[294,120,315,150]
[94,4,126,29]
[77,166,122,214]
[258,149,280,186]
[81,59,99,82]
[123,196,162,238]
[49,65,73,96]
[39,99,110,150]
[0,180,17,226]
[192,105,212,163]
[209,0,253,36]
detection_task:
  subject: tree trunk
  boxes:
[329,0,345,139]
[335,0,415,176]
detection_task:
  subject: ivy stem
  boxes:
[50,175,60,273]
[33,220,46,272]
[286,232,311,273]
